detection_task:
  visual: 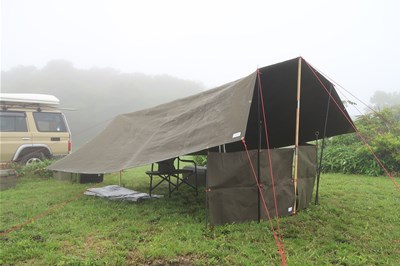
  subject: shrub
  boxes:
[321,105,400,176]
[11,160,54,178]
[192,155,207,166]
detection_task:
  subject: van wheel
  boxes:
[21,153,44,165]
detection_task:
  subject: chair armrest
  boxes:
[178,157,197,172]
[178,158,195,164]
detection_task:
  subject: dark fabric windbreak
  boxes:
[260,149,295,218]
[297,145,317,210]
[208,187,259,225]
[49,57,355,174]
[48,73,257,173]
[207,149,294,225]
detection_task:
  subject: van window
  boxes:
[0,111,28,132]
[33,112,67,132]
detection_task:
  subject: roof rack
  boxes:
[0,93,60,110]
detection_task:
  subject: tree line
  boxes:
[1,60,204,147]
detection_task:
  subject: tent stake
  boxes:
[293,57,302,215]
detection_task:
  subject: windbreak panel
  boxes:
[207,149,294,225]
[297,145,317,210]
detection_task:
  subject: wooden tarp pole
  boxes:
[293,57,302,215]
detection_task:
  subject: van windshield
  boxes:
[33,112,67,132]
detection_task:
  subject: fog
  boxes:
[1,61,203,147]
[1,0,400,145]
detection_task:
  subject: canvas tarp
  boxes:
[207,146,317,225]
[297,145,318,210]
[48,57,354,174]
[49,73,256,173]
[207,149,294,225]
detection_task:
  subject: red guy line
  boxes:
[303,59,400,191]
[242,138,287,266]
[257,69,284,241]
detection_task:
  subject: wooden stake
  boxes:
[293,57,302,215]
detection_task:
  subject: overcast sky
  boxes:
[2,0,399,108]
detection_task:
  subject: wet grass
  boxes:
[0,170,399,265]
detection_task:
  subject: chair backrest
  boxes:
[157,158,176,173]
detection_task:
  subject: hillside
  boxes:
[1,60,204,147]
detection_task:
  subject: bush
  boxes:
[11,160,54,178]
[321,105,400,176]
[192,155,207,166]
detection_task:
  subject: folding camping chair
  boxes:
[146,157,198,197]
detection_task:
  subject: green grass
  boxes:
[1,169,399,265]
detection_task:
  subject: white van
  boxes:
[0,93,72,165]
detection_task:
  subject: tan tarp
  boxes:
[49,73,257,173]
[49,57,354,174]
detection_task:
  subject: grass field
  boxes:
[0,168,399,265]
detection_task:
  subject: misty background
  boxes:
[1,61,204,147]
[2,60,399,150]
[1,0,400,147]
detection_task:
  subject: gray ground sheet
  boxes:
[84,185,162,202]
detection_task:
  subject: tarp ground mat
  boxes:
[207,146,317,225]
[84,185,162,202]
[48,57,354,174]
